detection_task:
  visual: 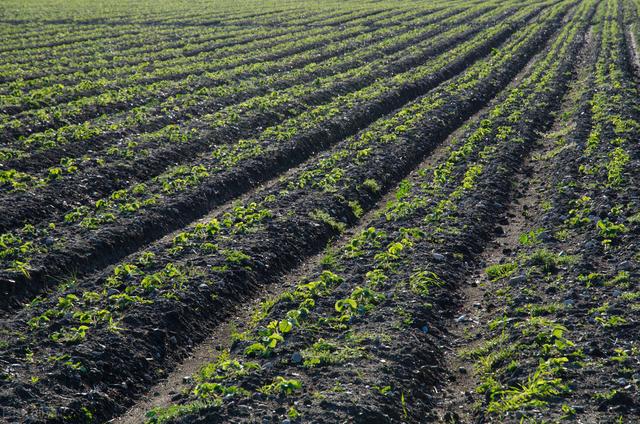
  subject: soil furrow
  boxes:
[108,4,593,422]
[0,4,577,421]
[0,8,415,115]
[0,9,402,140]
[108,18,577,422]
[0,5,482,177]
[434,2,640,420]
[0,3,555,309]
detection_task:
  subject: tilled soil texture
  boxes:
[1,0,639,423]
[0,3,550,308]
[435,1,640,421]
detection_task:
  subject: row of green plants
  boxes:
[146,223,435,422]
[0,1,552,287]
[0,0,376,24]
[0,6,353,61]
[302,2,596,416]
[0,15,473,264]
[0,24,160,64]
[142,6,594,420]
[0,5,499,203]
[0,23,284,104]
[0,2,585,421]
[0,4,384,84]
[0,4,576,421]
[465,2,639,420]
[0,10,408,139]
[0,7,464,165]
[0,7,415,113]
[0,4,499,243]
[570,0,636,246]
[0,0,551,321]
[84,1,570,314]
[0,3,308,55]
[0,4,478,167]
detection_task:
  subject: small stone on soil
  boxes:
[508,274,526,285]
[432,252,445,261]
[617,260,632,270]
[291,352,302,364]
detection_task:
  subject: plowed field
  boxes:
[1,0,639,422]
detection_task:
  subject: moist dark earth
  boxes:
[0,0,639,423]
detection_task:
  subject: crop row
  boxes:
[0,0,364,24]
[0,4,455,86]
[3,12,384,139]
[140,2,597,422]
[0,4,477,167]
[0,2,576,421]
[0,9,415,138]
[0,1,504,94]
[462,2,640,420]
[0,20,312,95]
[4,9,404,99]
[0,1,376,30]
[0,7,367,80]
[0,17,363,103]
[0,3,508,236]
[0,5,370,63]
[0,2,554,308]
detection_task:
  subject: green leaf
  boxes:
[335,298,357,313]
[278,319,293,333]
